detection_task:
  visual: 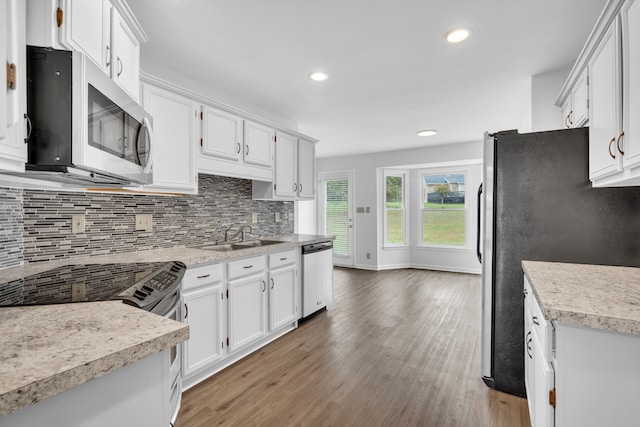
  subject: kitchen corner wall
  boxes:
[0,174,293,267]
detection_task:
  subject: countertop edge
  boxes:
[522,260,640,336]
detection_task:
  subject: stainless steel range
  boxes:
[0,260,186,424]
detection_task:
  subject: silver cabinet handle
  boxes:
[184,303,188,319]
[197,274,210,279]
[243,265,253,269]
[270,278,275,289]
[532,316,540,326]
[236,142,241,153]
[262,280,266,292]
[117,57,123,77]
[245,144,249,156]
[299,183,302,193]
[279,257,287,261]
[105,45,111,67]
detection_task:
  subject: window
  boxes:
[421,171,466,246]
[384,171,407,246]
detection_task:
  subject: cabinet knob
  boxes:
[617,131,625,156]
[608,137,617,159]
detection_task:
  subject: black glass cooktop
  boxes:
[0,262,171,307]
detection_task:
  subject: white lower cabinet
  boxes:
[228,271,268,353]
[525,275,640,427]
[181,250,299,390]
[181,264,225,378]
[268,250,298,331]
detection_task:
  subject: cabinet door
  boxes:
[561,99,572,129]
[244,120,273,167]
[297,139,316,198]
[182,285,224,377]
[111,6,140,101]
[202,106,243,161]
[589,19,623,180]
[269,265,297,331]
[0,0,27,172]
[141,83,198,193]
[59,0,107,71]
[274,132,297,199]
[531,332,555,427]
[571,70,589,127]
[621,0,640,170]
[228,273,267,353]
[524,303,536,426]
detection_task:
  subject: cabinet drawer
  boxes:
[183,263,223,291]
[269,249,297,269]
[228,255,265,279]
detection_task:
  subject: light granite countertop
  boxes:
[522,260,640,336]
[0,234,332,416]
[0,301,189,417]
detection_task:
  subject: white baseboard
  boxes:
[348,263,481,275]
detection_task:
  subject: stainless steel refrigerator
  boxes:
[479,127,640,397]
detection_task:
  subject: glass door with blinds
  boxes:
[319,171,354,267]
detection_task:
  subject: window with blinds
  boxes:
[325,179,349,256]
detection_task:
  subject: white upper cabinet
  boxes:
[140,80,198,194]
[588,19,622,181]
[108,2,140,101]
[197,106,273,181]
[559,0,640,186]
[0,0,27,173]
[252,133,317,200]
[560,70,589,129]
[297,138,316,199]
[201,106,242,161]
[243,120,274,168]
[27,0,147,101]
[274,131,298,199]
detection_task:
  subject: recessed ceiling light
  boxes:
[309,72,330,82]
[417,129,438,137]
[444,27,471,44]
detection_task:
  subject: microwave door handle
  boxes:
[141,117,153,175]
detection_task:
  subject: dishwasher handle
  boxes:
[302,241,333,255]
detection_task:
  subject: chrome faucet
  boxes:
[224,224,253,242]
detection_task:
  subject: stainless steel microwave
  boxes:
[24,46,152,186]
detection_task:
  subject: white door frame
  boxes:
[318,170,355,267]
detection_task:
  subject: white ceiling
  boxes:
[127,0,607,158]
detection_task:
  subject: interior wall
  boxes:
[294,200,317,234]
[317,141,483,271]
[531,70,568,132]
[1,175,292,264]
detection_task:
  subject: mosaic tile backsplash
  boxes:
[1,174,293,266]
[0,188,24,269]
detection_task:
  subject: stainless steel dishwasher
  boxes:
[301,241,334,318]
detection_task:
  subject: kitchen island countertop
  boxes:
[522,260,640,336]
[0,301,188,417]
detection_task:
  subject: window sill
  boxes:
[416,244,469,252]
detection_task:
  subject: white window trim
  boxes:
[418,167,469,250]
[383,169,408,248]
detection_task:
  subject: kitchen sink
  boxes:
[193,239,283,252]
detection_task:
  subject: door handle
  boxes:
[476,183,483,263]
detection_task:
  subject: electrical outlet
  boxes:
[71,283,86,302]
[275,212,281,222]
[366,252,371,259]
[135,214,153,231]
[251,212,258,224]
[71,215,85,234]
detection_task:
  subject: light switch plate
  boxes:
[251,212,258,223]
[135,214,153,231]
[71,215,85,234]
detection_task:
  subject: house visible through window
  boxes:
[384,172,406,246]
[421,172,466,246]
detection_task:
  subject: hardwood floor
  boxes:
[175,268,530,427]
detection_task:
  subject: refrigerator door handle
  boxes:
[476,183,483,263]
